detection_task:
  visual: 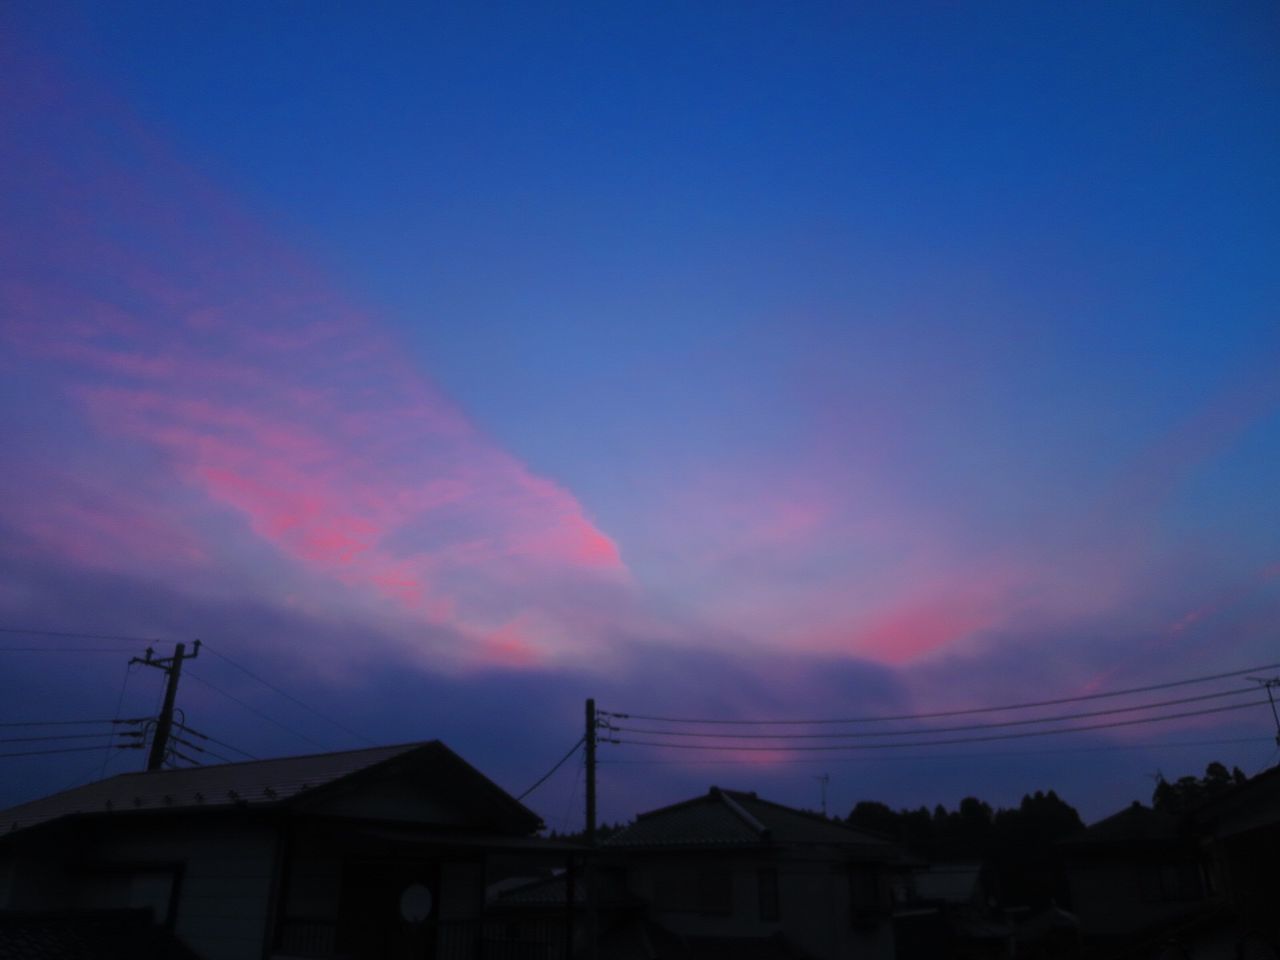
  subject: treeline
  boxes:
[844,761,1249,909]
[546,821,627,843]
[539,761,1248,908]
[848,790,1083,908]
[1151,760,1247,814]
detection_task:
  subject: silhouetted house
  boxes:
[599,787,901,960]
[1059,769,1280,960]
[1059,801,1208,948]
[0,741,572,960]
[1186,762,1280,956]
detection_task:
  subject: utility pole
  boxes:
[584,698,599,960]
[133,641,201,771]
[815,773,830,817]
[585,698,597,845]
[1248,676,1280,745]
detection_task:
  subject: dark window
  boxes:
[850,867,889,921]
[698,868,732,916]
[758,867,779,921]
[1140,862,1203,903]
[653,865,733,916]
[653,867,693,912]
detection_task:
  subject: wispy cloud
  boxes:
[0,53,624,669]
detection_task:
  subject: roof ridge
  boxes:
[736,791,872,831]
[111,740,435,780]
[631,790,719,822]
[714,787,769,838]
[0,741,438,825]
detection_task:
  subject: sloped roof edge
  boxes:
[0,740,541,838]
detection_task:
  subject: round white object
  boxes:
[399,883,433,923]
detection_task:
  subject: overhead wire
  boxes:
[0,718,145,728]
[0,626,165,645]
[559,751,585,835]
[0,626,361,758]
[0,737,144,752]
[171,733,235,765]
[167,748,201,767]
[201,644,374,746]
[0,647,143,653]
[174,722,258,761]
[100,661,138,780]
[0,743,144,759]
[516,736,585,801]
[607,698,1271,752]
[605,686,1260,741]
[184,671,327,750]
[601,661,1280,725]
[597,736,1277,765]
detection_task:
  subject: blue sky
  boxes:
[2,2,1279,824]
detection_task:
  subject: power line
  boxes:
[174,723,257,761]
[202,644,374,746]
[0,718,145,728]
[602,661,1280,726]
[170,736,230,764]
[0,647,142,653]
[517,736,585,801]
[100,661,137,780]
[0,731,144,745]
[167,748,201,767]
[606,686,1260,741]
[607,698,1272,752]
[0,743,143,759]
[184,671,327,750]
[559,752,585,834]
[598,736,1277,765]
[0,626,162,644]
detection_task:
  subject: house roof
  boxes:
[1060,800,1186,848]
[606,787,895,853]
[0,740,541,838]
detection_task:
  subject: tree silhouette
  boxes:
[1151,760,1247,814]
[848,789,1083,908]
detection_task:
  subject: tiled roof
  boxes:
[0,740,538,837]
[607,787,895,852]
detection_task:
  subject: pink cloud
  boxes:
[0,61,626,669]
[795,569,1016,666]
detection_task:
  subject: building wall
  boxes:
[85,818,279,960]
[622,852,893,960]
[1065,858,1205,938]
[305,781,468,825]
[273,828,493,960]
[0,818,279,960]
[0,835,79,910]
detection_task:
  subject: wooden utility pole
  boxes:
[585,698,597,845]
[584,698,598,960]
[133,641,201,771]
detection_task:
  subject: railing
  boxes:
[275,915,569,960]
